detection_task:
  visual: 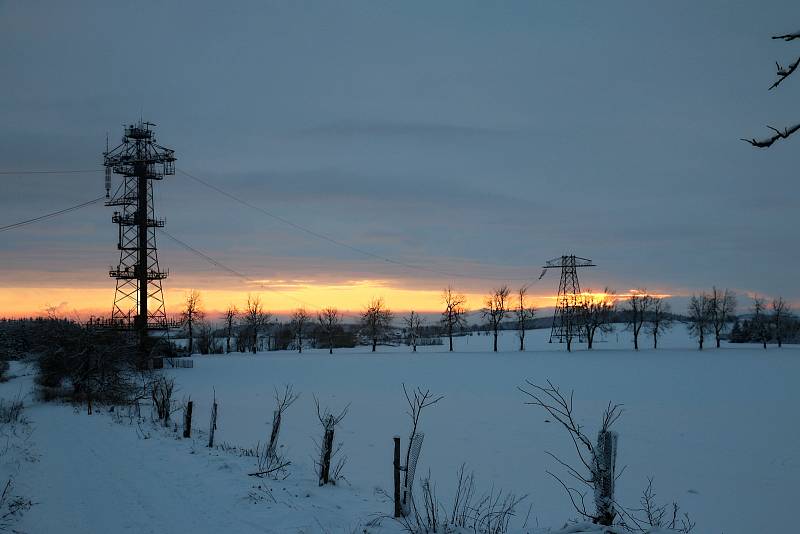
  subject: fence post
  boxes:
[183,400,193,438]
[594,429,618,526]
[208,392,218,448]
[393,436,402,518]
[318,414,335,485]
[401,432,424,516]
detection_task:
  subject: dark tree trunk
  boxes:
[319,417,335,485]
[492,329,498,352]
[372,338,377,352]
[183,401,193,438]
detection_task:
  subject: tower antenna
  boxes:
[541,255,596,345]
[103,120,176,362]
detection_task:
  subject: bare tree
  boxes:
[483,285,510,352]
[518,380,622,526]
[647,297,673,349]
[752,296,769,349]
[181,290,205,355]
[514,286,536,351]
[772,297,792,348]
[196,321,222,354]
[687,293,713,350]
[709,287,737,348]
[743,30,800,148]
[404,311,424,352]
[317,307,342,355]
[361,297,393,352]
[224,304,238,353]
[401,384,443,514]
[625,290,653,351]
[314,396,349,486]
[441,286,467,352]
[251,384,299,478]
[290,307,310,354]
[244,294,271,354]
[580,289,615,350]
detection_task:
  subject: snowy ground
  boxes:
[1,326,798,533]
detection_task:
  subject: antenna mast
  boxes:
[103,121,176,357]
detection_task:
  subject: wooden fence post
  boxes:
[183,400,193,438]
[318,415,335,485]
[208,390,218,448]
[595,429,618,526]
[393,436,402,518]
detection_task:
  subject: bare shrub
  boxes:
[398,385,444,516]
[0,398,24,426]
[313,396,349,486]
[0,479,33,531]
[398,465,525,534]
[519,380,621,526]
[250,385,299,478]
[151,376,176,426]
[617,478,695,533]
[33,322,138,411]
[520,381,694,532]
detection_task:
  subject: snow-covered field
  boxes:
[2,326,798,533]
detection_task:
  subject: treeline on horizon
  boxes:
[1,286,798,357]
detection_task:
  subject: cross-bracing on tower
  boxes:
[540,255,596,344]
[102,121,176,348]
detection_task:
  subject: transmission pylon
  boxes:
[541,255,596,343]
[103,121,176,351]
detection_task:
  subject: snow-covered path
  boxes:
[18,404,269,533]
[7,370,387,534]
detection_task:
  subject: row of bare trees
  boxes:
[688,290,792,350]
[181,286,794,354]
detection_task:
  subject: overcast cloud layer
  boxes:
[1,1,799,305]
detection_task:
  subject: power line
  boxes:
[157,228,322,311]
[177,168,538,283]
[0,196,105,233]
[0,169,103,175]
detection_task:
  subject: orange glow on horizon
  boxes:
[0,282,674,320]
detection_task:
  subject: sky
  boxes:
[1,1,799,319]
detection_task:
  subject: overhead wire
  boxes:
[0,196,106,233]
[0,165,546,301]
[157,228,323,311]
[0,169,103,175]
[177,168,540,283]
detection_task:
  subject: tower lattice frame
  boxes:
[103,121,176,345]
[542,255,596,343]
